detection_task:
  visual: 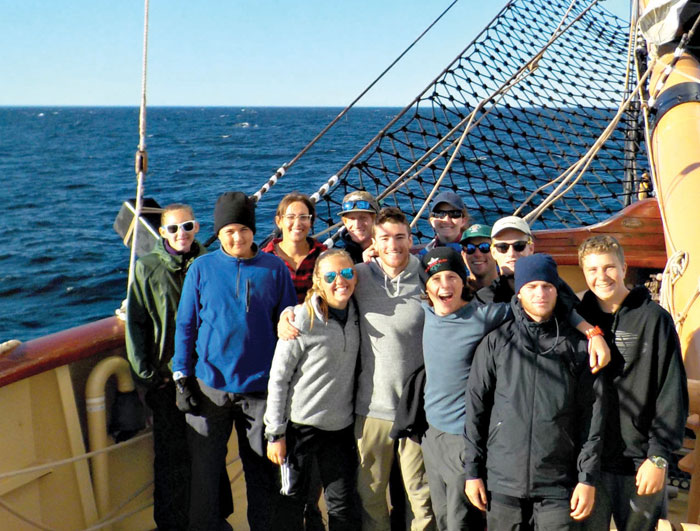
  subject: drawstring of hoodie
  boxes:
[375,257,403,297]
[538,316,560,356]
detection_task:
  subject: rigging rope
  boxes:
[300,0,648,242]
[250,0,461,203]
[126,0,150,292]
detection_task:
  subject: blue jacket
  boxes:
[172,247,296,393]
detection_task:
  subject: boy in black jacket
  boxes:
[464,254,605,530]
[577,235,688,531]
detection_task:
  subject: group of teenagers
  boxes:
[126,187,688,531]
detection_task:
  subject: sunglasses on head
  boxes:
[162,220,196,234]
[431,209,463,220]
[493,240,531,253]
[343,200,373,212]
[322,267,355,284]
[464,242,491,255]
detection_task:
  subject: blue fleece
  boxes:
[172,248,296,393]
[422,300,511,434]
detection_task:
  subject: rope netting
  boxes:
[312,0,649,241]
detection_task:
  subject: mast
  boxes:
[638,0,700,379]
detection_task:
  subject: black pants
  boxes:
[487,494,577,531]
[145,382,191,531]
[283,423,360,531]
[185,381,295,531]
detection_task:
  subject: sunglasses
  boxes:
[322,267,355,284]
[162,220,196,234]
[431,209,463,220]
[464,242,491,255]
[342,200,373,212]
[493,240,531,253]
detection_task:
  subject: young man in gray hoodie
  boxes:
[279,207,435,530]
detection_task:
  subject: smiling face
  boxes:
[462,237,496,279]
[518,280,557,322]
[276,200,312,244]
[429,203,469,244]
[342,211,375,248]
[426,270,467,316]
[317,254,356,309]
[491,228,534,276]
[581,251,629,312]
[373,221,412,274]
[159,207,199,253]
[218,223,255,258]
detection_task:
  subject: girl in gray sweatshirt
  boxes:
[264,249,361,530]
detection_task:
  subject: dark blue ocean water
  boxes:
[0,107,400,341]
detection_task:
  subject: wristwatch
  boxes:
[585,326,604,340]
[650,456,668,469]
[266,433,285,443]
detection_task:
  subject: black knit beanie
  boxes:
[205,191,256,246]
[419,247,468,287]
[514,254,559,294]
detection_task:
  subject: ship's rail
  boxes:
[0,317,125,389]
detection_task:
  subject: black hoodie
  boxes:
[577,286,688,474]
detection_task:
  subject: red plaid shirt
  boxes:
[261,237,327,304]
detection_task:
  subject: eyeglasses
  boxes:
[342,200,373,212]
[431,209,463,220]
[493,240,531,253]
[162,220,196,234]
[283,214,313,222]
[322,267,355,284]
[464,242,491,255]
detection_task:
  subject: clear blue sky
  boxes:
[1,0,633,107]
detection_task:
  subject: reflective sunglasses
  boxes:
[464,242,491,255]
[283,214,313,222]
[162,220,196,234]
[493,240,531,253]
[342,200,373,212]
[322,267,355,284]
[431,209,463,220]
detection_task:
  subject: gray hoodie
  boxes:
[264,294,360,436]
[354,255,425,421]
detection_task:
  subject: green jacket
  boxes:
[126,238,205,386]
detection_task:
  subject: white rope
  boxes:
[126,0,150,292]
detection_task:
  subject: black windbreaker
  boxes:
[464,298,605,499]
[577,286,688,474]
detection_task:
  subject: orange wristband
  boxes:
[585,325,604,340]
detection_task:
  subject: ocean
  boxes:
[0,106,401,342]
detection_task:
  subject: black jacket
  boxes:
[464,298,605,499]
[577,287,688,474]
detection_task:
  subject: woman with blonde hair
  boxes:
[264,249,361,531]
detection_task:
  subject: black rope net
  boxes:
[313,0,649,241]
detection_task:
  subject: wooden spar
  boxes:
[639,0,700,378]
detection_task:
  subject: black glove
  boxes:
[174,376,200,414]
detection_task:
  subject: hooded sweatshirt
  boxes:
[577,286,688,473]
[354,254,425,421]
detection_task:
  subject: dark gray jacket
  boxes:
[464,298,605,499]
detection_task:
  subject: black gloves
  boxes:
[174,376,200,414]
